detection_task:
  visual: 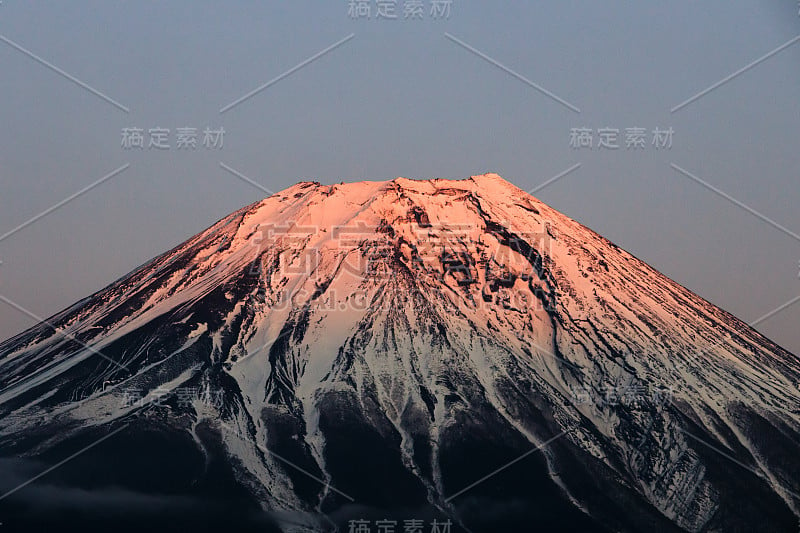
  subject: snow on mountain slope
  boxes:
[0,174,798,532]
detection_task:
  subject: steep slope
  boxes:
[1,174,798,532]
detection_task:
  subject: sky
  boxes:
[0,1,798,354]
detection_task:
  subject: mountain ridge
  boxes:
[0,173,798,532]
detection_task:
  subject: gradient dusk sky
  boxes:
[0,1,799,353]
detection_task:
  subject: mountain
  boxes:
[0,174,798,532]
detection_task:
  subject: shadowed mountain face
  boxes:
[1,174,798,532]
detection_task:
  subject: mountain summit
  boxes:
[1,174,798,532]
